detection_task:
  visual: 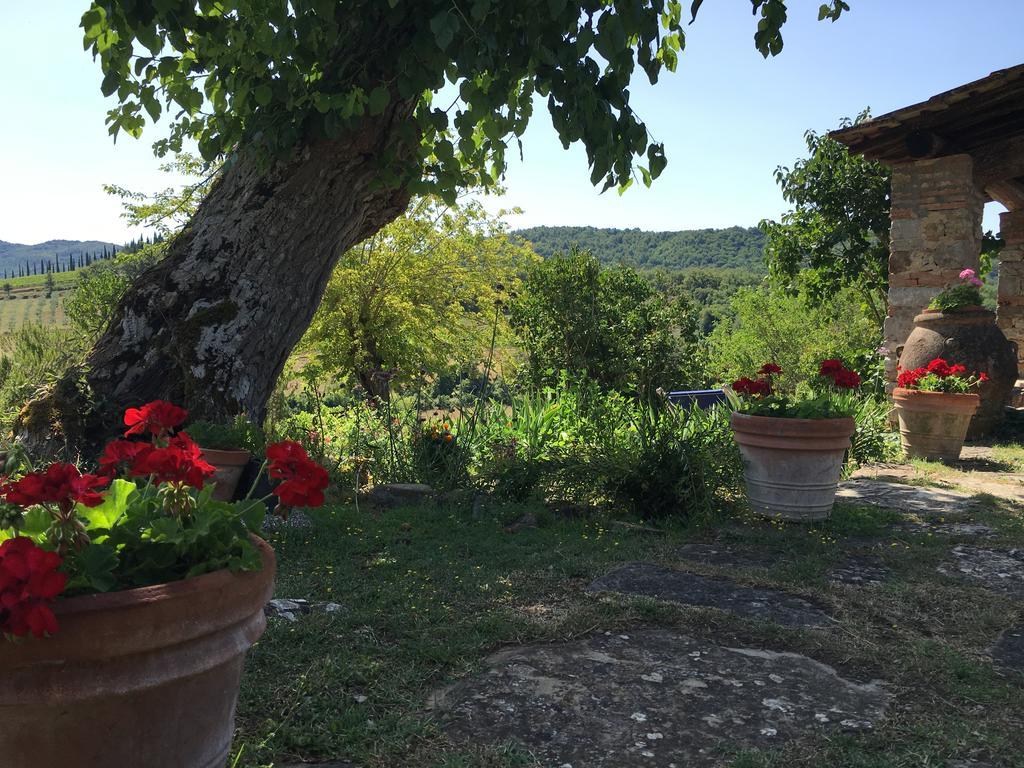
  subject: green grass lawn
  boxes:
[233,490,1024,768]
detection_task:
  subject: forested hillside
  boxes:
[0,241,117,278]
[517,225,766,271]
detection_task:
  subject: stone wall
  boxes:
[997,209,1024,368]
[885,154,985,385]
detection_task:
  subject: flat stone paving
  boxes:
[432,629,889,768]
[991,624,1024,672]
[827,555,890,587]
[837,478,976,514]
[938,546,1024,600]
[586,563,831,628]
[676,542,779,570]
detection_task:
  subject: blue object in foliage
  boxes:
[666,389,728,410]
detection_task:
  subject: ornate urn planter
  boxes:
[731,412,855,522]
[892,388,979,462]
[898,308,1017,438]
[201,447,253,501]
[0,537,275,768]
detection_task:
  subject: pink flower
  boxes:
[959,268,976,281]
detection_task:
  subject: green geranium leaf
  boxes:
[76,543,119,592]
[80,479,137,534]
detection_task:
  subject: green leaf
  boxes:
[430,10,458,50]
[254,84,273,107]
[76,543,119,592]
[80,479,137,533]
[368,86,390,116]
[21,507,51,539]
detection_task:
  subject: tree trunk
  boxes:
[22,107,414,451]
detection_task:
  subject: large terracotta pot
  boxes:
[898,308,1017,438]
[0,537,275,768]
[731,412,855,522]
[892,387,979,462]
[201,447,252,501]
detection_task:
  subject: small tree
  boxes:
[44,273,55,299]
[511,249,702,397]
[759,111,891,324]
[303,196,535,397]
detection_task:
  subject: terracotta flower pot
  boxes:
[0,537,275,768]
[898,308,1017,438]
[201,447,252,501]
[892,387,980,462]
[731,412,855,522]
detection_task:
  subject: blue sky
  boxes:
[1,1,1021,245]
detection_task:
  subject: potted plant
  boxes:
[0,400,329,768]
[728,360,861,522]
[899,268,1017,437]
[188,414,265,501]
[893,358,987,462]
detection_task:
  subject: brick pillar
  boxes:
[885,154,985,387]
[997,209,1024,370]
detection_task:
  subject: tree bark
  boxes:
[22,106,414,450]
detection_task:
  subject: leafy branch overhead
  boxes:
[82,0,849,201]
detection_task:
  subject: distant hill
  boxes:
[516,225,766,271]
[0,239,122,277]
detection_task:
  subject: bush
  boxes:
[510,249,704,397]
[705,284,880,391]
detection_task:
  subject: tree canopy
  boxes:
[303,196,535,394]
[83,0,851,201]
[759,111,891,322]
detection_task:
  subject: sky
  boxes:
[1,1,1022,246]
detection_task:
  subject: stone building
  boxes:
[831,64,1024,388]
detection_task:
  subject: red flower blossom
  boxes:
[97,439,153,477]
[897,367,927,388]
[0,537,66,638]
[3,464,109,511]
[818,359,845,377]
[123,400,188,438]
[757,362,782,376]
[831,369,861,389]
[731,377,772,398]
[132,432,216,488]
[979,372,990,383]
[926,358,952,377]
[266,441,329,508]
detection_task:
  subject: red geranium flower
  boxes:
[832,368,862,389]
[818,359,845,377]
[897,367,927,388]
[123,400,189,438]
[3,464,109,511]
[731,377,772,398]
[0,537,66,638]
[132,432,215,488]
[266,441,329,508]
[97,439,153,478]
[926,358,952,377]
[757,362,782,376]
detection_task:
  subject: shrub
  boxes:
[510,249,703,397]
[706,285,880,391]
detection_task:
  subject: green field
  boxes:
[0,291,69,330]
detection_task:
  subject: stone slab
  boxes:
[677,542,779,571]
[938,546,1024,600]
[837,479,975,514]
[432,630,889,768]
[991,625,1024,672]
[827,556,890,587]
[586,563,831,628]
